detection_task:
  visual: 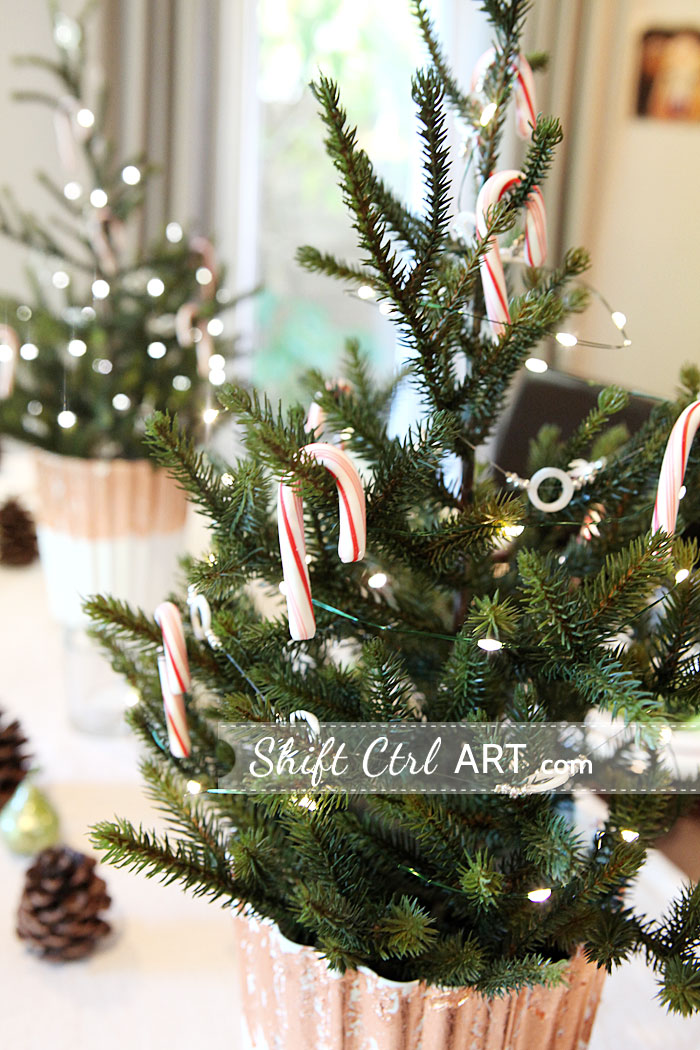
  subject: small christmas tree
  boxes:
[0,2,239,460]
[88,0,700,1015]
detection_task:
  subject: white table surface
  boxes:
[1,443,700,1049]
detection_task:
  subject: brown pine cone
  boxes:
[0,498,39,566]
[0,710,30,810]
[17,846,112,961]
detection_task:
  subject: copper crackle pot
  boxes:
[235,912,606,1050]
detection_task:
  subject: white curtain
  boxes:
[100,0,259,318]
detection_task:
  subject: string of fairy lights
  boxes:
[160,588,647,907]
[0,129,233,435]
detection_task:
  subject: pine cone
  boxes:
[0,710,30,810]
[0,498,39,566]
[17,846,112,961]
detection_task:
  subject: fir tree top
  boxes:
[0,1,240,460]
[88,0,700,1015]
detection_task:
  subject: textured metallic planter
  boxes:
[236,913,606,1050]
[33,451,187,627]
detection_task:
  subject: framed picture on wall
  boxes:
[636,28,700,120]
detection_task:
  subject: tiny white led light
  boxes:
[93,358,112,374]
[527,887,552,903]
[76,108,95,128]
[27,400,42,416]
[54,16,81,50]
[82,306,96,320]
[125,688,140,708]
[620,829,639,843]
[368,572,388,589]
[207,318,224,337]
[209,369,226,386]
[555,332,578,348]
[57,409,77,428]
[112,393,131,411]
[121,165,141,185]
[679,485,687,500]
[16,305,32,321]
[89,188,108,208]
[278,581,288,595]
[675,568,691,584]
[203,407,219,424]
[68,339,87,357]
[147,341,166,359]
[165,222,183,243]
[208,353,225,370]
[147,277,165,297]
[503,525,524,539]
[221,473,234,487]
[611,311,627,330]
[173,375,191,391]
[295,795,318,811]
[92,279,110,300]
[525,357,548,373]
[477,637,503,652]
[196,266,213,286]
[186,780,202,795]
[20,343,39,361]
[480,101,497,126]
[52,270,70,289]
[357,284,375,300]
[63,181,82,201]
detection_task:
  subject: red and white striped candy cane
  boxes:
[278,442,366,640]
[190,235,218,299]
[175,302,199,347]
[475,170,547,338]
[304,379,353,438]
[652,401,700,534]
[304,401,326,436]
[155,601,191,694]
[471,49,537,139]
[156,650,191,757]
[0,325,20,399]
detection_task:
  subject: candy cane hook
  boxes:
[0,325,20,399]
[155,601,192,756]
[652,401,700,535]
[471,49,537,140]
[475,170,547,339]
[278,442,366,640]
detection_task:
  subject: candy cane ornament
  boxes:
[155,601,192,756]
[471,49,537,139]
[278,442,366,640]
[0,325,20,399]
[652,401,700,535]
[156,650,191,758]
[175,302,199,347]
[304,379,354,438]
[475,170,547,339]
[190,235,218,300]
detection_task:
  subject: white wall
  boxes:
[556,0,700,399]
